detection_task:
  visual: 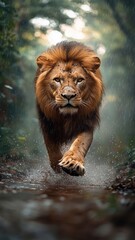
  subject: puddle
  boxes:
[0,159,134,240]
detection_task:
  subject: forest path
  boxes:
[0,159,135,240]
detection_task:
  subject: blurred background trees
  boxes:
[0,0,135,163]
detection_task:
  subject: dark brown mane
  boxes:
[37,41,101,73]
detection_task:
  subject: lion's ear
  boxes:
[36,55,46,69]
[37,55,54,72]
[91,56,101,72]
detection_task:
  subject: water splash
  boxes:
[25,156,115,189]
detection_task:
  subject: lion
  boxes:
[35,41,103,176]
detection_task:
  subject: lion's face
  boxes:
[48,62,88,115]
[36,60,102,118]
[35,42,103,119]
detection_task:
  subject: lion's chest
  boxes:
[45,116,89,144]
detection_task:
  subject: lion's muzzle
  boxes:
[58,86,79,114]
[61,86,77,100]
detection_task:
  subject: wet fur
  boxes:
[37,106,99,144]
[35,41,103,175]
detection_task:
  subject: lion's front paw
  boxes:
[59,151,85,176]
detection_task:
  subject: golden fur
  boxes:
[35,41,103,176]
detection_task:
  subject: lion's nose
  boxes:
[61,86,76,100]
[61,93,76,100]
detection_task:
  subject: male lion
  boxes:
[35,41,103,176]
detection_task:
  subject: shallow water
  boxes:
[0,160,135,240]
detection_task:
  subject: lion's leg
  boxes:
[44,136,62,173]
[59,132,93,176]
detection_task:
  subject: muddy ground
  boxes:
[0,158,135,240]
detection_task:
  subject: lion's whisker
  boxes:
[81,101,90,108]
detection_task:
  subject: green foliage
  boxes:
[0,123,43,159]
[0,1,24,157]
[0,1,18,74]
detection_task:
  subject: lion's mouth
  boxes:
[59,103,78,114]
[60,103,77,109]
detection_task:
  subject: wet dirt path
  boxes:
[0,178,135,240]
[0,157,135,240]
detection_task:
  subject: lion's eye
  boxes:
[53,77,61,82]
[77,78,84,83]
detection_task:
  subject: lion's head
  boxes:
[35,41,103,120]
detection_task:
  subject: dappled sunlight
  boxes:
[46,30,65,45]
[62,9,77,18]
[97,44,106,55]
[30,17,52,28]
[81,3,98,15]
[61,17,86,40]
[32,17,87,45]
